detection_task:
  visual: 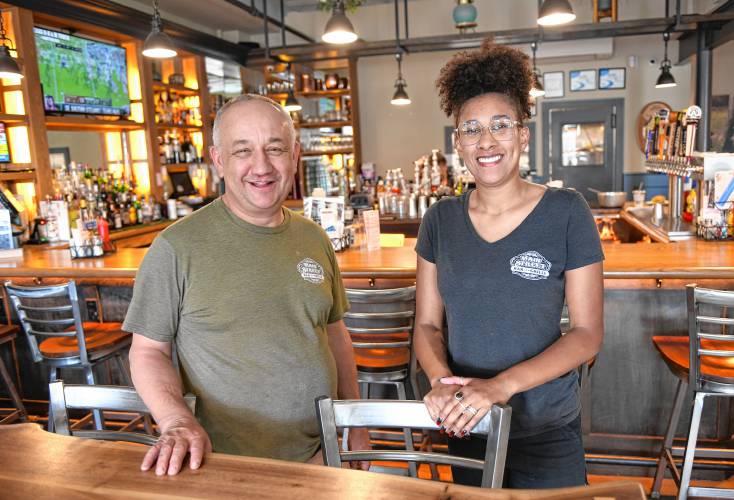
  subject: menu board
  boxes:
[0,123,10,163]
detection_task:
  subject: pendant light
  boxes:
[142,0,177,58]
[655,32,677,89]
[537,0,576,26]
[322,0,358,45]
[0,14,22,79]
[529,42,545,98]
[283,64,302,113]
[391,52,411,106]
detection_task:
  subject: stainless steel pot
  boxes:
[588,188,627,208]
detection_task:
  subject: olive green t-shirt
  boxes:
[122,198,348,461]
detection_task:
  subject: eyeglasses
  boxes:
[455,118,522,146]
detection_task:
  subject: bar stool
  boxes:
[0,324,26,423]
[651,284,734,500]
[4,280,133,431]
[343,285,418,475]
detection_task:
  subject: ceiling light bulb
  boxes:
[284,91,302,112]
[537,0,576,26]
[391,82,411,106]
[322,2,358,44]
[0,46,22,79]
[143,1,177,58]
[655,65,677,88]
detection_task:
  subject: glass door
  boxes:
[543,99,624,204]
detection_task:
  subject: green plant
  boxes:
[318,0,364,13]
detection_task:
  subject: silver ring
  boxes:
[454,391,464,401]
[465,405,478,415]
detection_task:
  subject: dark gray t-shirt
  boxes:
[415,187,604,438]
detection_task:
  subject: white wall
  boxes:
[46,131,104,168]
[354,35,691,177]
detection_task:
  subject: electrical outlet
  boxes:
[86,300,99,322]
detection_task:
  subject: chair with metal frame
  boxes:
[4,280,133,431]
[651,284,734,500]
[343,285,419,474]
[315,397,512,488]
[0,324,26,424]
[49,380,196,445]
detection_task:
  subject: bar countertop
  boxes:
[0,236,731,280]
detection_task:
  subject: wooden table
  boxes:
[0,424,644,499]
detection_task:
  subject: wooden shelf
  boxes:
[266,89,350,100]
[156,123,203,131]
[152,82,199,96]
[0,169,35,182]
[297,121,351,129]
[299,89,350,98]
[0,113,27,124]
[45,115,144,131]
[301,148,353,157]
[0,85,22,92]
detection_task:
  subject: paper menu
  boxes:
[362,209,380,251]
[0,209,13,249]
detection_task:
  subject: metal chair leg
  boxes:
[396,381,417,478]
[83,365,104,431]
[47,366,58,432]
[359,381,369,399]
[677,392,706,500]
[651,378,687,498]
[0,355,26,422]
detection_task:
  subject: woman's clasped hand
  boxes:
[423,376,514,438]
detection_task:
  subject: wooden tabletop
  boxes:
[0,234,732,281]
[0,424,644,499]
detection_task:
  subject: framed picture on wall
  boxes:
[569,69,597,92]
[599,67,626,90]
[543,72,564,98]
[49,147,70,170]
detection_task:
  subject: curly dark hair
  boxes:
[436,39,533,124]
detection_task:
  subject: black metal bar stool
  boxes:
[4,280,134,432]
[651,284,734,500]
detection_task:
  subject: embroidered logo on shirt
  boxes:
[510,251,551,280]
[297,258,325,284]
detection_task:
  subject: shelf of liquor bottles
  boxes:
[302,148,353,157]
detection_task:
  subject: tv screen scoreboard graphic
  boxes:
[34,27,130,117]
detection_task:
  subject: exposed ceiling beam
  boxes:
[248,12,734,65]
[677,0,734,62]
[219,0,315,43]
[3,0,258,65]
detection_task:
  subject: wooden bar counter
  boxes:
[0,424,645,500]
[1,217,732,470]
[0,235,731,281]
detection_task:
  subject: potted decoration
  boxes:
[453,0,478,32]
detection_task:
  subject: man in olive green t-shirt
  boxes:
[124,95,369,476]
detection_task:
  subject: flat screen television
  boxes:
[34,27,130,117]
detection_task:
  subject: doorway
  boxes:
[542,99,624,204]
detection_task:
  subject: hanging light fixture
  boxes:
[142,0,177,58]
[655,31,677,89]
[391,52,411,106]
[0,14,22,79]
[322,0,358,44]
[283,65,302,112]
[529,42,545,98]
[537,0,576,26]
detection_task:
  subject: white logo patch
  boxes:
[297,258,325,284]
[510,251,551,280]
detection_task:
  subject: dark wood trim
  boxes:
[1,0,258,65]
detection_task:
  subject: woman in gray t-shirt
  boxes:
[415,41,604,489]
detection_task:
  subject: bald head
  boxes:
[211,94,297,150]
